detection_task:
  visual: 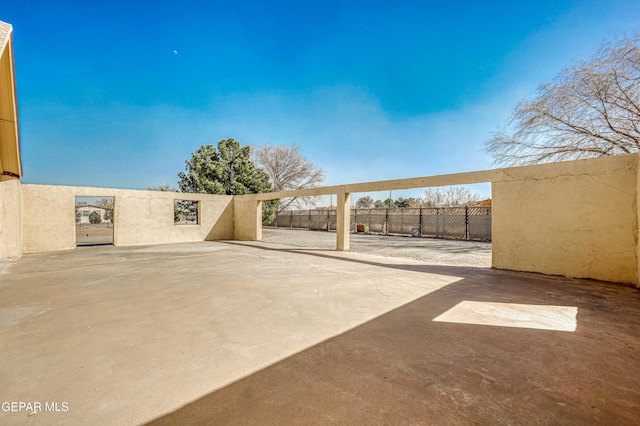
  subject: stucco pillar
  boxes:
[234,197,262,241]
[336,189,350,251]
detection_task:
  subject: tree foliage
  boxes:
[148,184,177,192]
[374,198,392,208]
[179,139,272,195]
[421,187,480,207]
[394,197,419,208]
[95,198,113,223]
[96,198,113,208]
[178,139,276,221]
[89,211,102,224]
[174,200,198,224]
[487,33,640,166]
[254,144,325,210]
[355,196,375,209]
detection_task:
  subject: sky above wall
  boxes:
[3,0,639,201]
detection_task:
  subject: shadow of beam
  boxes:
[222,240,490,279]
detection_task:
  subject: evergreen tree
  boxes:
[178,139,277,221]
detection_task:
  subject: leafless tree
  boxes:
[421,187,481,207]
[148,184,177,192]
[96,197,114,208]
[487,32,640,166]
[254,144,325,210]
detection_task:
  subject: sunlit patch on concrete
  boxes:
[433,301,577,331]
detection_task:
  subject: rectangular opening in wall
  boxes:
[75,196,114,246]
[258,185,492,267]
[174,200,199,225]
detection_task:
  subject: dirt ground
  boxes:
[75,223,113,245]
[262,228,492,267]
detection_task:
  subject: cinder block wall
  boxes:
[492,155,638,284]
[20,184,233,253]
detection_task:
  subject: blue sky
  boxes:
[3,0,639,201]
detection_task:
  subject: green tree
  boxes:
[394,197,418,208]
[75,208,81,223]
[89,211,102,224]
[355,196,374,209]
[178,139,277,221]
[374,198,393,208]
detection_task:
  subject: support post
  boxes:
[465,205,469,240]
[336,189,350,251]
[385,208,389,235]
[353,208,357,233]
[327,209,330,231]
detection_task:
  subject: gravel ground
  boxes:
[262,228,491,267]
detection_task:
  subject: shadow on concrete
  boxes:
[223,240,499,280]
[146,242,640,425]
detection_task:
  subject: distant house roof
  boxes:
[77,205,112,210]
[0,20,21,181]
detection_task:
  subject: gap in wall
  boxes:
[75,196,114,246]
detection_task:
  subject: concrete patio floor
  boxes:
[1,240,639,425]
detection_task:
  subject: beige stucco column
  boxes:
[234,197,263,241]
[336,189,350,251]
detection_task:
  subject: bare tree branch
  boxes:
[421,187,481,207]
[487,32,640,166]
[255,144,325,210]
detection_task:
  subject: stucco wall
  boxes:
[233,198,262,241]
[492,155,637,284]
[114,190,233,246]
[21,184,233,254]
[235,153,639,285]
[0,178,22,258]
[7,155,640,285]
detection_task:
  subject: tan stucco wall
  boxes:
[236,153,639,285]
[5,155,640,285]
[0,178,22,258]
[22,184,76,253]
[233,198,262,241]
[492,155,637,284]
[114,190,233,246]
[21,184,233,254]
